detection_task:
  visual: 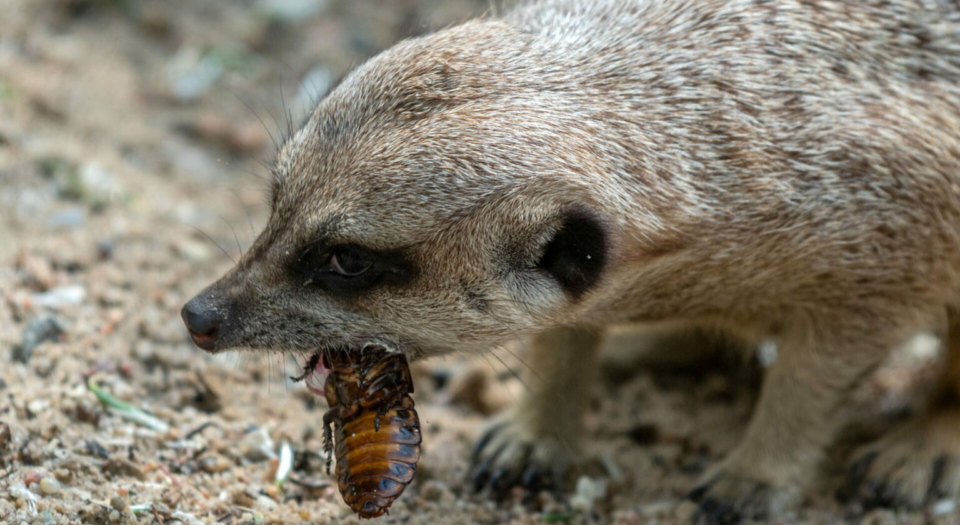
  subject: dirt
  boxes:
[0,1,958,524]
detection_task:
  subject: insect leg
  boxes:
[322,410,336,475]
[374,405,389,432]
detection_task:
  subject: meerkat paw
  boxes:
[686,464,794,525]
[843,410,960,509]
[468,411,575,499]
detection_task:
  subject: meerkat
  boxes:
[181,0,960,522]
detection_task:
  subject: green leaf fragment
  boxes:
[87,374,170,432]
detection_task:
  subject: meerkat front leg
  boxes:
[689,317,897,524]
[470,325,603,497]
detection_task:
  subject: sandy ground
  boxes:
[2,1,960,524]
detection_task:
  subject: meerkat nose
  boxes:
[181,295,223,351]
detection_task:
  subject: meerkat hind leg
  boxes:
[844,311,960,509]
[469,325,603,498]
[689,319,895,524]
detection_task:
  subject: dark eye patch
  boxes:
[290,241,418,298]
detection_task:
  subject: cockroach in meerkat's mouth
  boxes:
[293,346,421,519]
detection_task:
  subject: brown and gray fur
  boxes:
[182,0,960,521]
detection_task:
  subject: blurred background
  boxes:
[0,1,944,524]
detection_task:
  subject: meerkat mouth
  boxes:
[295,344,400,396]
[294,350,331,396]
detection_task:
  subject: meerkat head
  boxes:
[181,19,646,359]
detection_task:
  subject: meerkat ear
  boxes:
[393,51,484,119]
[537,208,607,298]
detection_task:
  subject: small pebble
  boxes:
[257,0,329,22]
[27,399,49,415]
[627,423,660,445]
[32,285,86,308]
[265,484,280,499]
[173,238,213,263]
[237,427,275,461]
[254,494,278,511]
[612,510,644,525]
[97,238,115,259]
[232,489,256,507]
[24,472,43,486]
[570,476,607,513]
[16,315,66,363]
[110,495,128,512]
[167,48,224,102]
[109,509,121,522]
[199,455,229,474]
[78,162,121,204]
[16,253,56,289]
[445,365,490,414]
[860,509,896,525]
[39,477,61,495]
[420,480,447,502]
[46,207,87,230]
[103,457,147,480]
[933,498,957,516]
[53,469,73,484]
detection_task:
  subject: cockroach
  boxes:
[295,346,421,519]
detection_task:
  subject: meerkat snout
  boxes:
[180,292,223,351]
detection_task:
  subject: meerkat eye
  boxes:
[328,246,373,277]
[291,240,416,296]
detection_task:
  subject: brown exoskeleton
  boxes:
[295,346,421,519]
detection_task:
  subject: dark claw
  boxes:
[925,455,948,505]
[470,451,495,494]
[520,465,542,504]
[686,477,773,525]
[491,469,516,500]
[471,422,507,465]
[471,442,507,493]
[496,446,530,493]
[490,447,531,500]
[860,477,899,510]
[686,484,708,502]
[693,498,740,525]
[488,468,511,500]
[468,424,566,500]
[471,463,492,493]
[521,464,542,493]
[839,451,878,503]
[841,451,956,510]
